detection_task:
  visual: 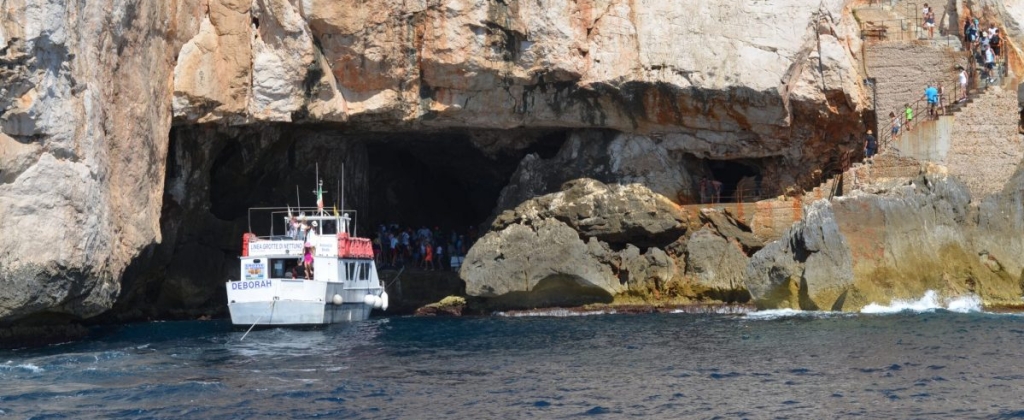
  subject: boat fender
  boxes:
[380,291,389,311]
[332,294,343,305]
[372,295,384,309]
[363,294,377,306]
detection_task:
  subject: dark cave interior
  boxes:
[106,124,828,321]
[701,159,763,202]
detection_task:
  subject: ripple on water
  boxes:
[0,312,1022,418]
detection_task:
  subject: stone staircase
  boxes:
[943,85,1024,197]
[843,153,926,194]
[855,0,961,45]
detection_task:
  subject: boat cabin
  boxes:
[237,207,375,284]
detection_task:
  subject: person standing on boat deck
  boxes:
[287,216,299,239]
[306,221,319,249]
[297,214,308,241]
[303,246,314,280]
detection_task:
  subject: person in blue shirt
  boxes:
[925,84,940,117]
[864,130,877,159]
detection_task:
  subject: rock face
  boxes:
[168,0,872,196]
[462,179,754,307]
[172,0,868,131]
[0,0,877,327]
[746,166,1024,311]
[0,2,185,324]
[974,163,1024,288]
[745,200,854,310]
[496,131,695,212]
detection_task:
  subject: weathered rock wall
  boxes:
[945,86,1024,197]
[1,0,872,326]
[974,162,1024,284]
[0,1,188,324]
[462,179,758,306]
[866,42,964,126]
[174,0,867,125]
[746,164,1024,311]
[172,0,870,176]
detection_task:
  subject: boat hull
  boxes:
[226,278,381,326]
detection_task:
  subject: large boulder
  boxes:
[685,228,752,301]
[493,178,690,247]
[746,167,1024,311]
[496,131,695,211]
[745,200,854,310]
[464,178,760,308]
[463,218,618,298]
[973,162,1024,289]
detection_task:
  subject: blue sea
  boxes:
[3,295,1024,419]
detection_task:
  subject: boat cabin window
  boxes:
[344,262,355,281]
[360,262,370,280]
[321,220,337,235]
[270,257,302,279]
[342,261,371,281]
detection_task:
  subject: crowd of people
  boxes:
[877,11,1002,155]
[372,224,478,271]
[964,18,1001,84]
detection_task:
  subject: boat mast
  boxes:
[341,162,355,236]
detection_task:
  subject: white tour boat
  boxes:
[225,187,387,326]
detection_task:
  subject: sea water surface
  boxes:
[3,296,1024,418]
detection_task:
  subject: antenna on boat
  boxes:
[315,163,319,216]
[295,185,301,209]
[344,161,348,216]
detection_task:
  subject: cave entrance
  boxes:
[700,159,763,202]
[365,130,565,236]
[118,124,569,320]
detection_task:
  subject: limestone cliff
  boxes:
[1,0,873,328]
[745,163,1024,311]
[170,0,870,189]
[0,1,188,326]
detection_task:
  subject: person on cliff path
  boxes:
[904,103,914,132]
[925,84,939,118]
[924,10,936,39]
[964,19,976,48]
[957,66,968,102]
[990,29,1001,59]
[983,44,996,83]
[890,111,901,138]
[710,179,723,203]
[864,130,877,159]
[698,177,709,203]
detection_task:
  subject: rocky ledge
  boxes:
[461,178,758,307]
[462,158,1024,312]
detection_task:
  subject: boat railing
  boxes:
[246,206,360,238]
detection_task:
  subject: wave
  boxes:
[494,308,617,317]
[743,309,854,320]
[1,362,44,373]
[860,290,982,314]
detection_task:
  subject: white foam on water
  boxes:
[668,306,754,315]
[860,290,983,314]
[493,309,616,317]
[745,307,839,319]
[946,294,984,313]
[749,307,802,319]
[1,362,44,373]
